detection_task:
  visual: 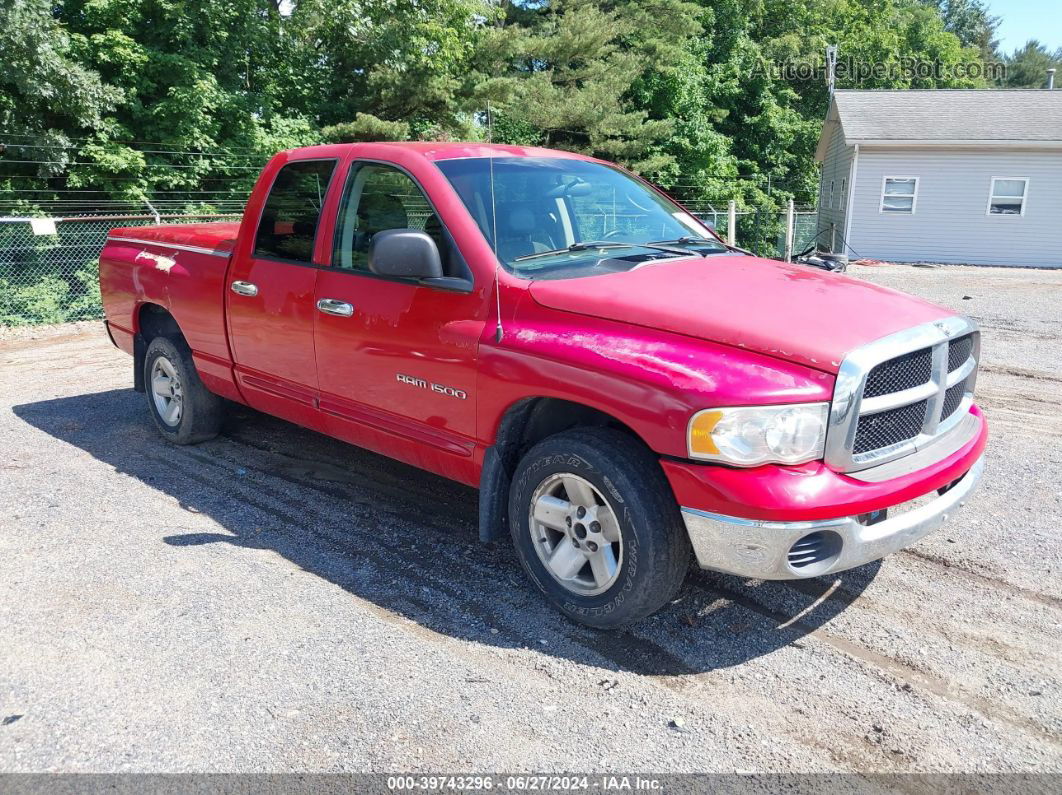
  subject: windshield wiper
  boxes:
[655,235,714,244]
[652,236,749,256]
[652,236,725,249]
[513,240,698,262]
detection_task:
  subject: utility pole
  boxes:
[826,44,838,99]
[784,199,795,262]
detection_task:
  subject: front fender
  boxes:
[477,306,835,458]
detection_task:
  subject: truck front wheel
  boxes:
[508,428,691,629]
[143,336,223,445]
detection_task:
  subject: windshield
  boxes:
[435,157,728,279]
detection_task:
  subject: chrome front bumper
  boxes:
[680,455,984,580]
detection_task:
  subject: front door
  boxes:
[312,161,485,482]
[226,158,339,426]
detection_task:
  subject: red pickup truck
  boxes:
[99,143,987,628]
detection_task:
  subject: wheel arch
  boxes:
[133,303,186,393]
[478,396,649,543]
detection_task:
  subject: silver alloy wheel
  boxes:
[529,472,623,596]
[150,355,184,427]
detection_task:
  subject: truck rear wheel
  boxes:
[143,336,223,445]
[508,427,690,629]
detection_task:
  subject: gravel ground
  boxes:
[0,263,1060,773]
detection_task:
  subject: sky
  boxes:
[984,0,1062,54]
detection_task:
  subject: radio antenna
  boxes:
[487,102,504,343]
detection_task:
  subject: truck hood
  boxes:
[527,255,953,374]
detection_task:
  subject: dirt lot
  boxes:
[0,263,1060,773]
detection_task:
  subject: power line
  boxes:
[0,159,263,170]
[0,174,256,183]
[0,141,266,160]
[0,188,250,194]
[0,131,270,155]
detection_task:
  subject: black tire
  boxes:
[143,336,223,444]
[508,427,690,629]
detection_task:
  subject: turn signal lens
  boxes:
[688,410,723,454]
[687,403,829,466]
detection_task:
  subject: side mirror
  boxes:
[703,220,716,232]
[368,229,443,279]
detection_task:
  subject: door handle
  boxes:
[317,298,354,317]
[230,280,259,297]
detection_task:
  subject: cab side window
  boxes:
[334,163,443,271]
[254,159,337,263]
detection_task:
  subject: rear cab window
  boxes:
[254,159,338,263]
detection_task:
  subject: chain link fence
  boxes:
[0,214,240,326]
[0,207,819,327]
[784,209,821,257]
[687,206,819,258]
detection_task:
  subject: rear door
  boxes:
[312,161,485,482]
[226,158,339,426]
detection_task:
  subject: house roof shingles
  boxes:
[831,89,1062,143]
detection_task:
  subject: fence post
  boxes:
[727,200,737,247]
[784,199,795,262]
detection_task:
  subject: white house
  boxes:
[815,89,1062,267]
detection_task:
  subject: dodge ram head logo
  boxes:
[396,373,468,400]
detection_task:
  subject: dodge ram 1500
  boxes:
[100,143,987,628]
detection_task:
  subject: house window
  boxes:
[829,180,835,209]
[880,177,918,214]
[839,177,847,209]
[987,177,1028,216]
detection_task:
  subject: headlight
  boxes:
[687,403,829,466]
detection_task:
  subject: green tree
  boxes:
[0,0,1009,266]
[926,0,999,60]
[1003,40,1062,88]
[645,0,993,252]
[286,0,487,138]
[321,114,412,143]
[0,0,121,180]
[470,0,706,176]
[58,0,316,200]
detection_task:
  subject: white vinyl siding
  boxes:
[986,177,1028,216]
[847,148,1062,267]
[880,177,918,214]
[816,123,856,252]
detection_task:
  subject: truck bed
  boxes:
[100,221,242,400]
[108,221,241,255]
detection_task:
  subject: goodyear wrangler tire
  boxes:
[144,336,223,445]
[509,427,691,629]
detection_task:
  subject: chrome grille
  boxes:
[940,334,976,422]
[940,378,969,421]
[853,400,929,454]
[825,317,980,473]
[863,348,932,398]
[948,335,974,373]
